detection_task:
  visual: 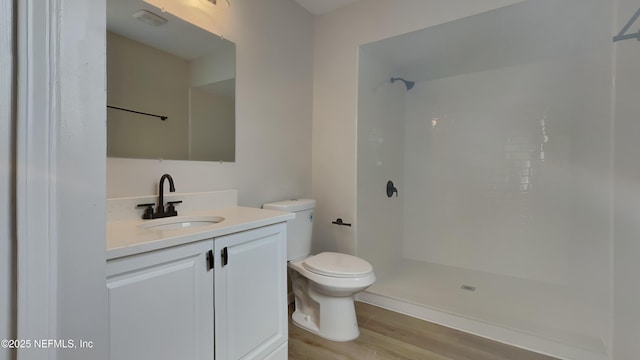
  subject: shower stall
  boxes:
[356,1,613,359]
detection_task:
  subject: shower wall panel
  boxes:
[403,62,573,285]
[357,50,405,275]
[401,0,612,292]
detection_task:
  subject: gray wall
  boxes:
[107,32,190,160]
[613,0,640,357]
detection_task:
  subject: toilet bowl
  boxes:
[262,199,376,342]
[288,252,375,341]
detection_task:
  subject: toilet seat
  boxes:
[303,252,373,278]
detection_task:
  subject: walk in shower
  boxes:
[357,1,613,359]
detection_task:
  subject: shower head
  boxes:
[391,77,415,91]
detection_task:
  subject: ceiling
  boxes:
[360,1,591,83]
[294,0,361,15]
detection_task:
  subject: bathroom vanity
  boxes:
[106,191,293,360]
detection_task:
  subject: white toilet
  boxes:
[263,199,375,342]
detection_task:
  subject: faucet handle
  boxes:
[166,200,182,216]
[136,203,155,219]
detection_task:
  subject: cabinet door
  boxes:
[107,240,214,360]
[214,223,287,360]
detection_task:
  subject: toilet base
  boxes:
[291,281,360,342]
[291,303,360,342]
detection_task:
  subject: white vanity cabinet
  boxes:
[214,223,288,360]
[106,239,215,360]
[106,220,288,360]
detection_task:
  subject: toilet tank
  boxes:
[263,199,315,261]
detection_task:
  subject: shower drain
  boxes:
[461,285,476,292]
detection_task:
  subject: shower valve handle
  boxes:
[387,180,398,197]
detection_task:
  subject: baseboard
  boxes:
[357,292,609,360]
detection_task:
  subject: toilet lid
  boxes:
[303,252,372,278]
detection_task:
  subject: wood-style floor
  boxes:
[288,302,559,360]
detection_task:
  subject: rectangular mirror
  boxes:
[107,0,236,162]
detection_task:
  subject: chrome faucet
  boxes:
[136,173,182,219]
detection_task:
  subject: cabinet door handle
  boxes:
[221,247,228,267]
[206,250,214,271]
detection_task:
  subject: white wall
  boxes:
[613,0,640,358]
[1,0,14,357]
[108,0,314,208]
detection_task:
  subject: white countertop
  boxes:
[107,206,294,260]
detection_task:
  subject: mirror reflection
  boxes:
[106,0,236,161]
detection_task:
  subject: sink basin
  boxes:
[138,215,225,231]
